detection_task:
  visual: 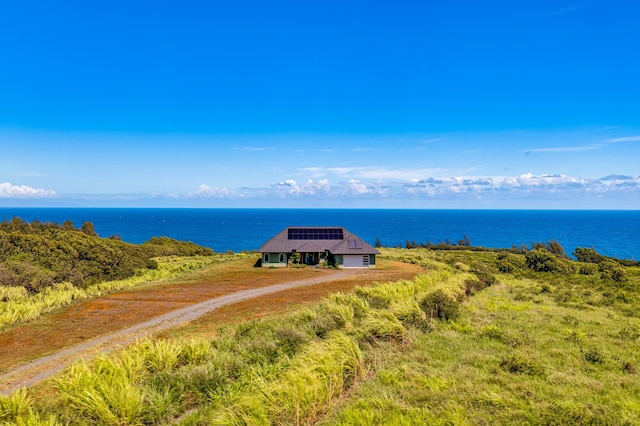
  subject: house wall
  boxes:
[262,252,288,267]
[340,254,376,268]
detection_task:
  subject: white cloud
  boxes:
[184,172,640,205]
[525,144,602,154]
[606,136,640,143]
[0,182,56,198]
[187,184,231,199]
[274,179,331,197]
[340,179,388,197]
[517,173,579,186]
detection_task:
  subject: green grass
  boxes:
[321,251,640,425]
[3,247,640,425]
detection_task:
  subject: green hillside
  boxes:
[1,246,639,425]
[0,217,214,291]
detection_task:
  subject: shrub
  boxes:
[583,348,605,364]
[499,355,544,376]
[598,260,626,282]
[141,237,215,257]
[617,324,640,341]
[525,248,557,272]
[464,279,487,296]
[578,263,598,275]
[525,248,573,274]
[574,247,603,263]
[275,329,308,357]
[419,290,460,321]
[622,361,637,374]
[496,252,526,273]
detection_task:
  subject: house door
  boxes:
[305,252,319,265]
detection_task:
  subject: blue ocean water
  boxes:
[1,208,639,260]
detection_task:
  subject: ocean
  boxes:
[1,208,639,260]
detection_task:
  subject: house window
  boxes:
[264,253,269,263]
[363,255,369,266]
[279,253,285,263]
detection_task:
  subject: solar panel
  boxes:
[288,228,344,240]
[348,239,363,249]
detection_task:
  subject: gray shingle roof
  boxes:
[258,226,380,255]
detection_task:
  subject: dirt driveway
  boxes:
[0,257,422,395]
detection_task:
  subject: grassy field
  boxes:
[1,247,639,424]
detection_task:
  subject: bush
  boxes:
[419,290,460,321]
[525,248,557,272]
[574,247,603,263]
[525,248,573,274]
[578,263,598,275]
[499,355,545,376]
[598,260,626,282]
[496,252,526,273]
[141,237,215,257]
[622,361,637,374]
[583,347,605,364]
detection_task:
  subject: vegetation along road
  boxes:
[0,256,422,395]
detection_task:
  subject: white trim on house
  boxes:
[262,252,288,267]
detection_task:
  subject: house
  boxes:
[258,226,380,268]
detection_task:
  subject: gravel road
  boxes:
[0,271,354,395]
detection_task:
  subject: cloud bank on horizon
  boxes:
[4,152,639,209]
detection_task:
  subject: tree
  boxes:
[81,221,98,237]
[546,240,566,257]
[61,220,75,231]
[574,247,602,264]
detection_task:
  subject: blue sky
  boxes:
[1,0,639,208]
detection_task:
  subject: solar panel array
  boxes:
[288,228,344,240]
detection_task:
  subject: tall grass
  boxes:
[52,337,214,424]
[212,331,366,424]
[0,387,61,425]
[7,247,639,424]
[0,255,228,330]
[7,258,453,424]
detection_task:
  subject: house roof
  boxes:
[258,226,380,255]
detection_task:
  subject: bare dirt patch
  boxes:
[0,257,422,394]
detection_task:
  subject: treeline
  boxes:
[400,236,471,250]
[0,217,214,292]
[398,235,638,267]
